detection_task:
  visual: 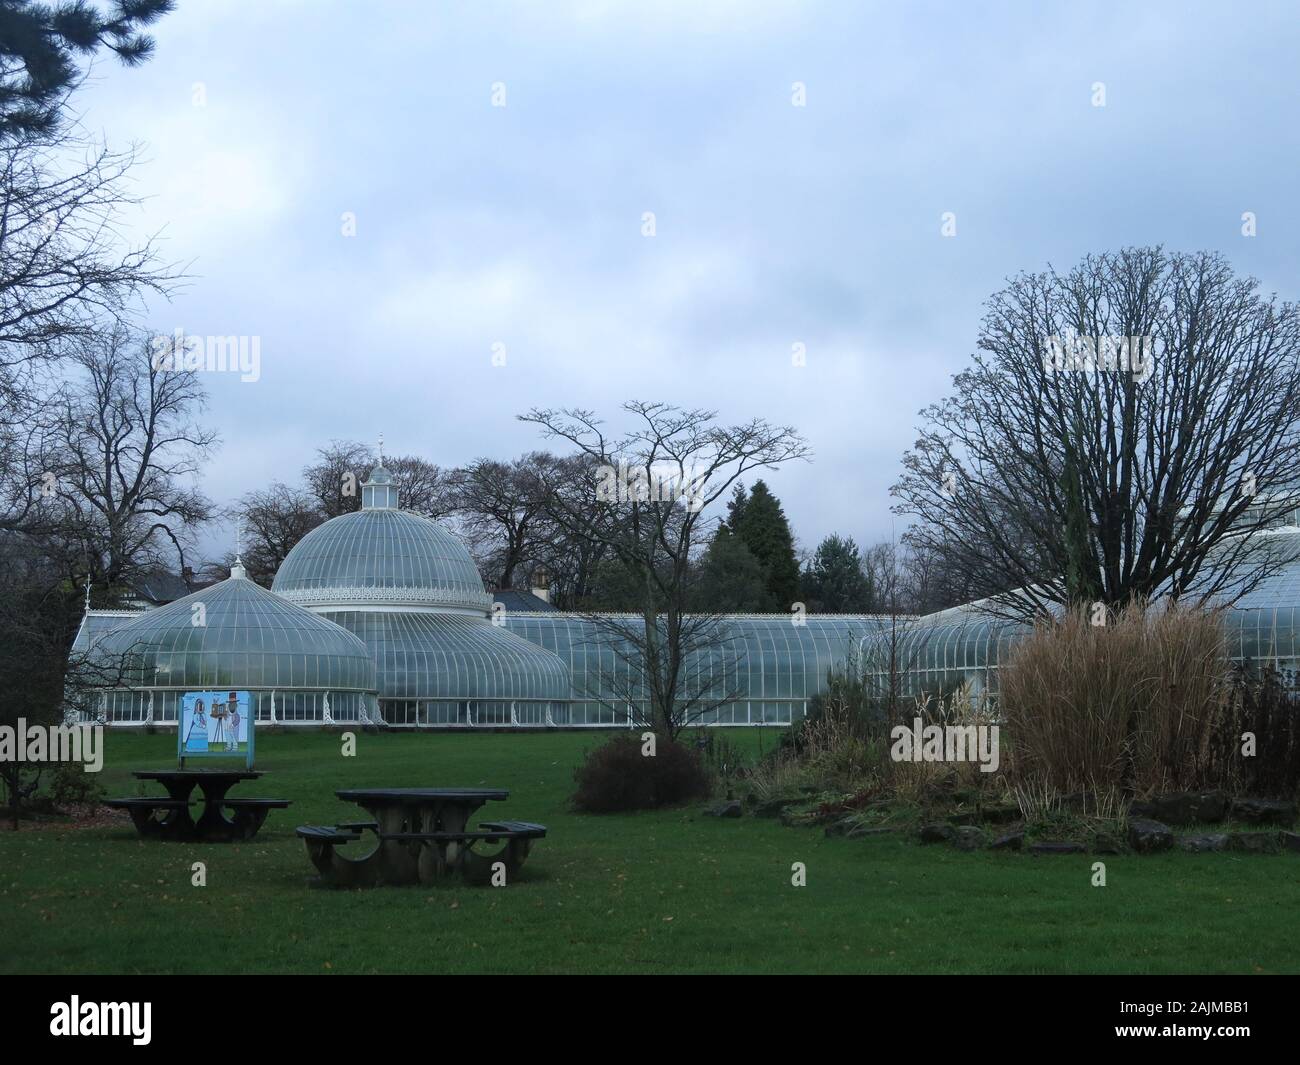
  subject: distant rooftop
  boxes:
[492,588,559,613]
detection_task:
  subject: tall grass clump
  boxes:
[1000,601,1229,796]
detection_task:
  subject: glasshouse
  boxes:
[859,527,1300,699]
[81,559,380,724]
[76,460,1300,728]
[504,613,883,726]
[74,462,889,728]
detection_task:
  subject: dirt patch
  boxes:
[0,803,130,832]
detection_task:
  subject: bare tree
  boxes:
[303,439,372,518]
[450,452,561,590]
[230,482,321,585]
[521,401,810,739]
[536,453,612,607]
[384,454,454,520]
[0,133,176,363]
[893,248,1300,619]
[37,327,216,597]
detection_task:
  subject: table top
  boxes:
[134,769,263,781]
[336,787,508,804]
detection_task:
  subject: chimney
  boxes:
[531,567,550,603]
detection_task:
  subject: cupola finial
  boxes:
[231,518,247,578]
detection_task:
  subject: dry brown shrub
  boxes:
[999,601,1229,795]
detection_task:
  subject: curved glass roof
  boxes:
[324,610,570,703]
[864,536,1300,695]
[92,571,378,693]
[859,608,1027,696]
[503,614,889,723]
[71,610,143,655]
[273,508,490,611]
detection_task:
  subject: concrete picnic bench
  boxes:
[104,769,290,842]
[297,787,545,887]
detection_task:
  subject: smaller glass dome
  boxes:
[92,567,379,694]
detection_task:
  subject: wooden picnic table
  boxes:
[298,787,522,886]
[103,769,289,842]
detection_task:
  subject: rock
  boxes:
[1226,832,1280,854]
[847,825,895,840]
[951,826,986,851]
[1131,794,1181,824]
[1130,791,1228,826]
[1281,831,1300,854]
[1191,791,1229,823]
[1092,833,1123,854]
[752,797,797,818]
[990,831,1024,851]
[823,817,855,838]
[919,822,955,844]
[1029,841,1086,855]
[779,808,818,828]
[704,800,742,818]
[946,809,980,826]
[1230,798,1297,827]
[1127,819,1174,853]
[981,803,1022,825]
[1177,834,1228,853]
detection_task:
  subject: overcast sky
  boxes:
[75,0,1300,564]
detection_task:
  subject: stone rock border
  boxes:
[908,818,1300,855]
[767,791,1299,857]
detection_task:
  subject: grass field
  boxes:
[2,729,1298,974]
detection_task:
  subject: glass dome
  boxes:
[88,565,379,724]
[272,466,490,613]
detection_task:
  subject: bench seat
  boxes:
[296,825,362,843]
[380,829,523,843]
[223,798,292,809]
[104,798,191,810]
[481,820,547,838]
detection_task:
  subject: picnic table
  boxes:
[104,769,290,842]
[296,787,546,887]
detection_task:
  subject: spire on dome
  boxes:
[231,518,247,578]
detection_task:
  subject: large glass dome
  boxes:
[270,464,571,726]
[89,564,379,724]
[272,466,490,613]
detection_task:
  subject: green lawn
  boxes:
[2,729,1298,974]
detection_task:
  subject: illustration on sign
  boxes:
[180,691,252,759]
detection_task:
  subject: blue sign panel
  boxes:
[178,691,254,768]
